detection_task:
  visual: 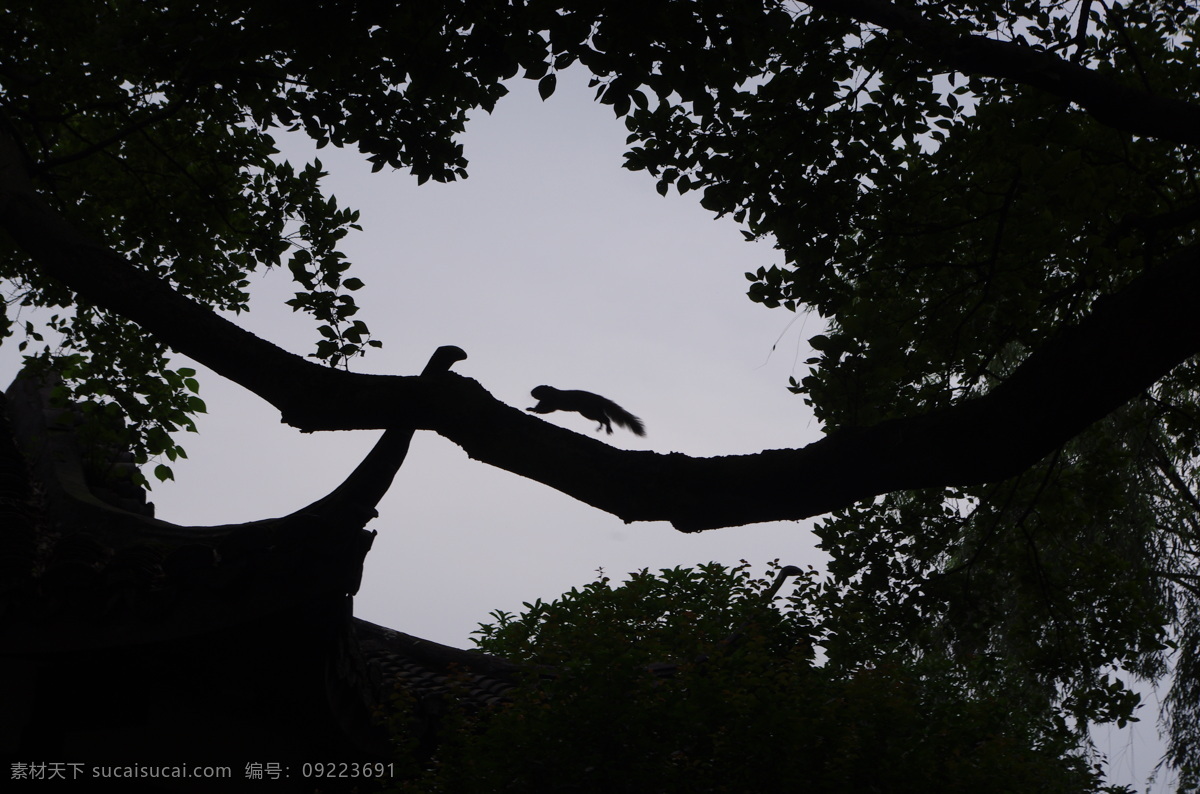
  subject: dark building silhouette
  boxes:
[0,362,516,790]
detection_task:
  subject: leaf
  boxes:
[538,73,557,101]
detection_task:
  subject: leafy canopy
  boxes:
[3,0,1200,782]
[383,564,1107,793]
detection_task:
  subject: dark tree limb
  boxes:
[302,345,467,522]
[806,0,1200,147]
[2,130,1198,532]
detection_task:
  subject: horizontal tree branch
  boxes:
[806,0,1200,147]
[2,133,1198,531]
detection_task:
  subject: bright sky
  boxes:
[146,70,829,649]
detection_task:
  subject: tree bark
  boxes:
[3,136,1196,530]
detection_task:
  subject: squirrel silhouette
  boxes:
[527,385,645,436]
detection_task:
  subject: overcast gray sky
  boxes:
[1,68,1169,791]
[146,70,829,648]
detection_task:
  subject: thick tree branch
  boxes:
[806,0,1200,147]
[0,131,348,409]
[2,134,1198,531]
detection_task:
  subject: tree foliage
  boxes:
[3,0,1200,785]
[618,2,1200,779]
[384,564,1108,793]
